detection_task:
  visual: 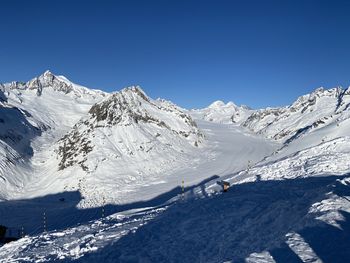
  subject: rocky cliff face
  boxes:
[26,70,73,96]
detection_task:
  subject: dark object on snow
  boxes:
[59,198,65,202]
[223,181,230,192]
[0,225,6,239]
[217,180,231,192]
[0,225,20,244]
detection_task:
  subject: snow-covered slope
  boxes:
[59,86,203,171]
[192,86,350,145]
[0,73,210,207]
[190,100,252,124]
[50,86,205,206]
[0,71,106,199]
[1,131,349,263]
[242,87,350,143]
[0,73,350,262]
[1,70,106,132]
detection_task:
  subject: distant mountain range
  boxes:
[1,71,350,206]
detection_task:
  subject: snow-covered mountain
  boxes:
[0,71,106,199]
[190,100,252,124]
[0,73,350,262]
[52,86,204,206]
[2,70,105,98]
[242,87,350,143]
[57,86,202,171]
[191,86,350,145]
[0,72,204,207]
[0,73,349,204]
[0,70,106,136]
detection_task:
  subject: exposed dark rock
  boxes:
[57,128,93,171]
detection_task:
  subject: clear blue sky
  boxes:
[1,0,350,109]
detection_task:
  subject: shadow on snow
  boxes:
[71,174,350,263]
[0,175,219,236]
[0,105,42,158]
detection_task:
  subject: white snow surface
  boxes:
[0,73,350,262]
[0,71,106,200]
[242,87,350,142]
[190,100,252,124]
[1,132,349,262]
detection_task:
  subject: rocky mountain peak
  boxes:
[119,85,151,103]
[41,70,54,80]
[26,70,73,95]
[88,86,198,130]
[0,70,106,99]
[59,87,203,171]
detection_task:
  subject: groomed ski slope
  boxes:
[1,119,350,262]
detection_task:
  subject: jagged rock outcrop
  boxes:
[57,86,203,171]
[26,70,73,96]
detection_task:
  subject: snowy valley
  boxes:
[0,71,349,262]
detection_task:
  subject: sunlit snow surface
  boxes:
[1,117,350,262]
[0,74,350,262]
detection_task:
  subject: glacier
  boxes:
[0,71,349,262]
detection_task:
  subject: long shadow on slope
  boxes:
[0,106,42,157]
[268,210,350,263]
[74,174,350,263]
[0,175,219,236]
[298,210,350,263]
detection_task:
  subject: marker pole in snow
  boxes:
[43,212,47,232]
[182,180,184,199]
[102,197,105,218]
[21,226,24,238]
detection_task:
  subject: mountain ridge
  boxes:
[0,71,349,206]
